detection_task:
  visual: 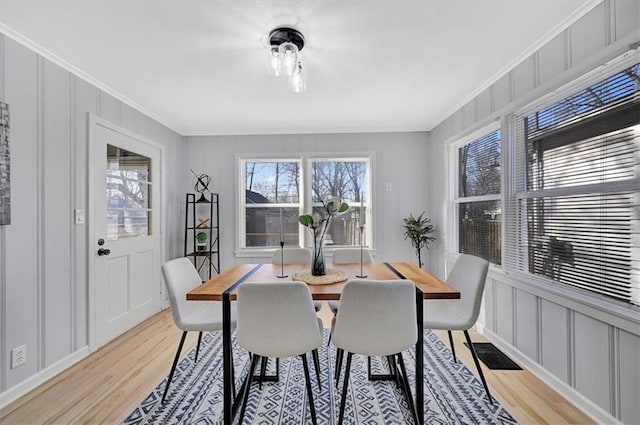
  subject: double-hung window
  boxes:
[452,126,502,264]
[508,60,639,305]
[239,156,370,250]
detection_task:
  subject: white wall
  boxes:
[0,34,186,402]
[186,132,431,267]
[428,2,639,424]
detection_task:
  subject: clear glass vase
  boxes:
[312,236,326,276]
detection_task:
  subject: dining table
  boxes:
[186,261,460,425]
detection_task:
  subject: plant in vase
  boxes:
[402,211,436,268]
[196,231,208,251]
[299,197,349,276]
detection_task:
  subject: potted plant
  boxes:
[196,231,208,251]
[402,212,436,268]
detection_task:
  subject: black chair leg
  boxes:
[259,356,268,389]
[194,331,203,362]
[301,354,318,425]
[396,352,419,425]
[387,355,400,386]
[338,352,353,425]
[448,330,457,363]
[335,348,344,388]
[239,353,260,424]
[463,330,493,405]
[312,349,322,390]
[162,331,187,403]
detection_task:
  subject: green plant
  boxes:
[196,232,208,242]
[402,212,436,268]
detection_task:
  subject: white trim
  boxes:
[481,328,623,425]
[516,179,640,200]
[87,115,166,351]
[0,24,184,136]
[0,346,90,409]
[236,153,373,253]
[452,194,501,204]
[432,0,604,130]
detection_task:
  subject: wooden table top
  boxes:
[187,262,459,301]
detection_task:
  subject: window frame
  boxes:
[237,153,373,254]
[505,52,639,306]
[448,121,502,264]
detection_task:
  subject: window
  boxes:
[509,61,639,305]
[239,156,370,249]
[453,128,502,264]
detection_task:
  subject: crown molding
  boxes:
[0,24,186,136]
[430,0,604,132]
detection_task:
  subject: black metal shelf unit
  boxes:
[184,192,220,281]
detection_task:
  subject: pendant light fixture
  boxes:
[268,27,306,93]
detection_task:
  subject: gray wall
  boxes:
[428,2,639,423]
[0,34,186,398]
[186,132,431,267]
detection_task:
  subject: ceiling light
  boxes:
[268,27,306,93]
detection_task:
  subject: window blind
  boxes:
[508,61,639,305]
[455,129,502,264]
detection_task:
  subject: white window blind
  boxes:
[454,129,502,264]
[507,60,639,305]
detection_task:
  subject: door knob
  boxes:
[98,248,111,256]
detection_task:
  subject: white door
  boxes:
[89,118,162,349]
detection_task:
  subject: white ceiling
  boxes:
[0,1,598,136]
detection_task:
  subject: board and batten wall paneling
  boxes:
[3,36,40,389]
[43,58,73,366]
[185,132,430,268]
[428,1,640,423]
[540,299,570,384]
[0,32,185,401]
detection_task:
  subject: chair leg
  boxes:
[447,330,457,363]
[162,331,187,403]
[396,352,419,424]
[312,349,322,390]
[463,330,493,405]
[239,353,260,424]
[335,348,344,388]
[194,331,203,362]
[259,356,268,389]
[338,352,353,425]
[387,355,400,386]
[301,354,318,425]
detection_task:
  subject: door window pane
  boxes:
[106,144,151,240]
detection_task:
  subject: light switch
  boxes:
[386,182,392,191]
[75,209,85,224]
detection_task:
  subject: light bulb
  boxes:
[279,42,298,77]
[268,46,281,77]
[289,61,306,93]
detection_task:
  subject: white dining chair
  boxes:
[331,279,418,425]
[237,281,324,425]
[423,253,493,404]
[160,257,237,403]
[328,248,374,314]
[271,247,322,312]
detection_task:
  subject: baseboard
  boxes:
[0,346,90,410]
[480,328,622,425]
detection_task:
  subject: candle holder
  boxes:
[277,240,288,278]
[356,225,367,278]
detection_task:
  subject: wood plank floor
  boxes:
[0,303,594,424]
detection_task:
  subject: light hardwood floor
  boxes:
[1,303,594,424]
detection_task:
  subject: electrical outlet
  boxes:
[11,344,26,369]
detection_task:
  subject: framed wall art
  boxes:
[0,102,10,225]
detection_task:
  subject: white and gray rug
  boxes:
[123,330,517,424]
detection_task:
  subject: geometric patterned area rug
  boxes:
[122,330,517,424]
